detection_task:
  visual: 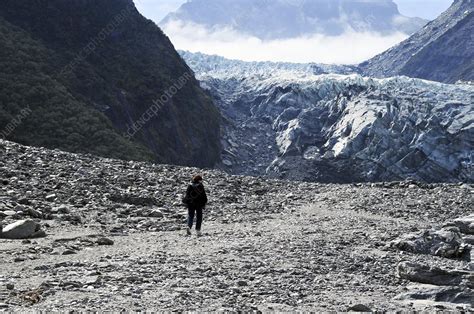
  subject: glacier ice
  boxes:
[182,51,474,183]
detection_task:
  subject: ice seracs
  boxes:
[182,51,474,183]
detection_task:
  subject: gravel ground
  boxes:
[0,140,472,311]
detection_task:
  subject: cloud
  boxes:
[161,20,408,64]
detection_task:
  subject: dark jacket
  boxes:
[183,182,208,208]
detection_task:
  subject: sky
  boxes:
[395,0,453,19]
[134,0,185,22]
[134,0,454,64]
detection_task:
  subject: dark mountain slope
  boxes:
[0,0,221,167]
[399,11,474,83]
[0,16,152,161]
[360,0,474,83]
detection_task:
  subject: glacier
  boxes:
[181,51,474,183]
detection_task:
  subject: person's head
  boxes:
[192,175,203,183]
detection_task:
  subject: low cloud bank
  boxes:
[162,20,408,64]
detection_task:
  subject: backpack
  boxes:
[182,183,207,207]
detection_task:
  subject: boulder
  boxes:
[454,215,474,235]
[236,280,248,287]
[148,209,164,218]
[397,262,474,288]
[347,304,372,312]
[45,194,56,201]
[109,194,157,206]
[0,220,46,239]
[62,249,77,255]
[391,227,468,258]
[463,235,474,245]
[27,208,43,219]
[2,210,17,217]
[17,197,30,205]
[470,249,474,271]
[395,285,474,307]
[52,204,70,214]
[96,237,114,246]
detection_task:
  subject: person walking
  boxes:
[182,175,208,236]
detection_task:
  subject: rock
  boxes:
[454,215,474,235]
[6,283,14,290]
[84,276,102,286]
[237,280,248,287]
[3,210,17,217]
[223,159,233,166]
[96,237,114,246]
[18,197,30,205]
[0,303,8,309]
[34,265,50,271]
[62,249,77,255]
[109,194,157,206]
[463,235,474,245]
[391,227,468,258]
[27,208,43,219]
[347,304,372,312]
[0,220,46,239]
[148,209,164,218]
[397,262,474,288]
[45,194,56,201]
[470,250,474,271]
[395,285,474,307]
[52,204,70,214]
[63,214,82,223]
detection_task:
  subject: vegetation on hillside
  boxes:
[0,17,153,160]
[0,0,221,167]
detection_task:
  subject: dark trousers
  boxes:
[187,207,203,230]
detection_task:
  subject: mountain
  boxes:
[360,0,474,84]
[0,0,221,167]
[161,0,427,39]
[182,51,474,183]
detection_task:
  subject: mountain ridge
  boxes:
[0,0,221,167]
[161,0,427,39]
[360,0,474,83]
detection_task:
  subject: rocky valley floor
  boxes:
[0,140,473,311]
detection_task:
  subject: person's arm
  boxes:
[203,187,208,205]
[182,185,192,204]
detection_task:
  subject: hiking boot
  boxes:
[186,227,191,236]
[196,230,202,237]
